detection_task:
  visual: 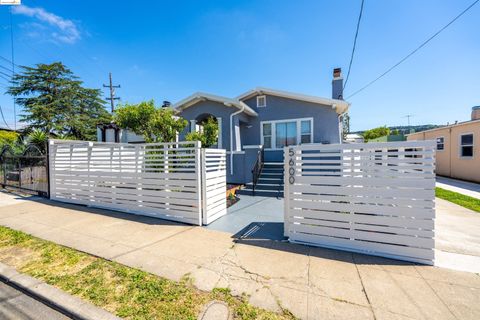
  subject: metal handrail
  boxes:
[251,145,264,196]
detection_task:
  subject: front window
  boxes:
[460,134,473,157]
[301,120,312,143]
[436,137,444,151]
[262,123,272,149]
[261,118,313,149]
[275,121,297,148]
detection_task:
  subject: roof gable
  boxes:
[236,87,350,114]
[173,92,258,116]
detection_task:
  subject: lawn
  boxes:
[435,187,480,212]
[0,226,295,320]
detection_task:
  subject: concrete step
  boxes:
[257,177,284,184]
[260,171,284,177]
[244,183,283,191]
[260,169,283,173]
[263,163,283,168]
[236,188,284,197]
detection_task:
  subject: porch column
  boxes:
[217,117,222,149]
[190,120,197,132]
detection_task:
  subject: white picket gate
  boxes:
[48,140,227,226]
[284,141,436,264]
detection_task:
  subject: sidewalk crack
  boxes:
[352,254,377,320]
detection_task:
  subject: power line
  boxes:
[344,0,365,90]
[0,70,11,79]
[0,105,11,130]
[347,0,479,99]
[0,55,18,68]
[0,64,13,74]
[0,74,11,83]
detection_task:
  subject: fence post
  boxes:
[48,140,55,200]
[195,141,203,226]
[284,147,290,237]
[201,148,208,225]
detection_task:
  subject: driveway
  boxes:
[0,191,479,319]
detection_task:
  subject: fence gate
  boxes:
[49,140,227,226]
[0,145,48,197]
[284,141,436,264]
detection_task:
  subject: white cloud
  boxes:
[12,5,80,44]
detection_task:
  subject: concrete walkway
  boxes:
[437,176,480,199]
[0,192,479,319]
[206,195,284,240]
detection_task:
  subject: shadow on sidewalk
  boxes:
[231,221,419,267]
[6,194,189,227]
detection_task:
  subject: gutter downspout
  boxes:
[229,104,245,176]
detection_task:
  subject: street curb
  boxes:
[0,262,121,320]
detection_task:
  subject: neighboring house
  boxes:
[345,133,364,143]
[175,68,350,184]
[407,106,480,183]
[97,122,145,144]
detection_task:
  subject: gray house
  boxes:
[175,68,350,192]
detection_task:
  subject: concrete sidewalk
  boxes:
[436,176,480,199]
[0,192,479,319]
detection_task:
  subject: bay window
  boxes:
[261,118,313,149]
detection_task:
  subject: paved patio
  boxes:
[0,191,479,319]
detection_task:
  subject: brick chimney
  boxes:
[472,106,480,121]
[332,68,343,100]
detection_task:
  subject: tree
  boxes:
[362,126,390,142]
[114,100,187,143]
[185,117,218,148]
[0,130,19,149]
[7,62,111,140]
[342,113,350,141]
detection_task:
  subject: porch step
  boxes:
[236,188,283,197]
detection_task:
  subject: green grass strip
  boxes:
[436,187,480,213]
[0,226,295,320]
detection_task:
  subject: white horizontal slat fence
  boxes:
[284,141,436,264]
[201,149,227,225]
[49,140,226,226]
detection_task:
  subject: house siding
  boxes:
[407,121,480,183]
[176,94,342,183]
[242,94,341,161]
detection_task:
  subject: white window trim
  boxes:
[436,136,445,152]
[260,117,314,150]
[257,95,266,108]
[459,133,474,159]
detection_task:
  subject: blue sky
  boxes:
[0,0,478,131]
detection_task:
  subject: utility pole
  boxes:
[403,114,414,127]
[103,73,120,113]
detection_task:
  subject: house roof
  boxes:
[236,87,350,114]
[406,118,480,137]
[173,92,258,117]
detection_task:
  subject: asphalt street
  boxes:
[0,280,70,320]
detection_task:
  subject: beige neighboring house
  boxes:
[407,106,480,183]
